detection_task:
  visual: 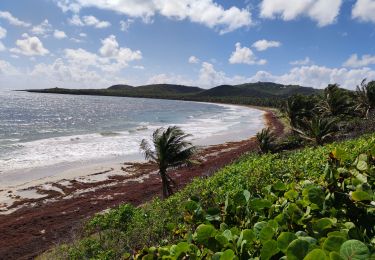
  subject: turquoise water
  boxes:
[0,91,264,173]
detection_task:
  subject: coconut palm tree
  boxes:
[293,115,338,146]
[355,79,375,119]
[281,94,316,128]
[140,126,196,198]
[316,84,353,117]
[256,128,276,154]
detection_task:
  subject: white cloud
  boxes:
[352,0,375,23]
[188,56,200,64]
[10,34,49,56]
[252,39,281,51]
[0,26,7,39]
[259,0,342,27]
[248,65,375,89]
[290,57,313,66]
[31,19,53,36]
[0,42,5,52]
[0,11,31,27]
[68,15,111,28]
[83,15,111,28]
[57,0,252,34]
[56,0,81,13]
[54,29,67,39]
[120,19,134,32]
[79,32,87,37]
[133,65,145,70]
[0,59,19,75]
[343,54,375,68]
[99,35,142,65]
[229,43,266,65]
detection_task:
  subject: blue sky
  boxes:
[0,0,375,90]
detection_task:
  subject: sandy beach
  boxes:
[0,108,284,260]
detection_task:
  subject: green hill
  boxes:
[26,82,320,108]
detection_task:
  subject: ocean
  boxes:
[0,91,265,176]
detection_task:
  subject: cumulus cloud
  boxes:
[259,0,342,27]
[0,11,31,27]
[352,0,375,23]
[99,35,142,65]
[120,19,134,32]
[229,43,266,65]
[0,59,19,75]
[290,57,313,66]
[68,14,111,28]
[57,0,252,34]
[188,56,200,64]
[252,39,281,51]
[10,34,49,56]
[31,19,53,36]
[343,54,375,68]
[0,26,7,39]
[0,42,5,52]
[54,29,67,39]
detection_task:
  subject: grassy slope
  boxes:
[41,133,375,259]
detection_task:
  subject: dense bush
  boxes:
[41,134,375,259]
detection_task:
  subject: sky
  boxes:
[0,0,375,90]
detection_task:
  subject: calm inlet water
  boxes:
[0,91,264,174]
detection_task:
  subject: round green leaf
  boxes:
[261,240,279,260]
[273,181,287,191]
[220,249,235,260]
[259,226,275,244]
[313,218,334,233]
[330,252,345,260]
[351,191,372,202]
[323,236,347,253]
[303,186,325,207]
[286,239,310,260]
[304,249,328,260]
[250,198,272,211]
[194,224,216,244]
[277,232,297,253]
[340,240,370,260]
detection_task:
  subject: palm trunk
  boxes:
[160,169,170,198]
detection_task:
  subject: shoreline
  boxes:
[0,107,284,260]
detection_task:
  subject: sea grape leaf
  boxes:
[356,160,368,171]
[194,224,216,244]
[250,198,272,211]
[220,249,236,260]
[286,239,310,260]
[277,232,297,253]
[260,240,279,260]
[285,190,299,200]
[330,251,345,260]
[273,181,287,191]
[303,186,325,207]
[303,249,329,260]
[339,240,370,260]
[259,226,274,244]
[313,218,334,233]
[323,236,347,253]
[351,191,372,202]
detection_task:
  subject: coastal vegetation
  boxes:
[41,133,375,259]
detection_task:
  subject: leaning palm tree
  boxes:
[293,116,338,146]
[140,126,196,198]
[316,84,353,117]
[256,128,276,154]
[355,79,375,119]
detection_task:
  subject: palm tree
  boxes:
[256,128,276,154]
[316,84,353,117]
[355,79,375,119]
[140,126,196,198]
[281,94,316,128]
[293,115,338,146]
